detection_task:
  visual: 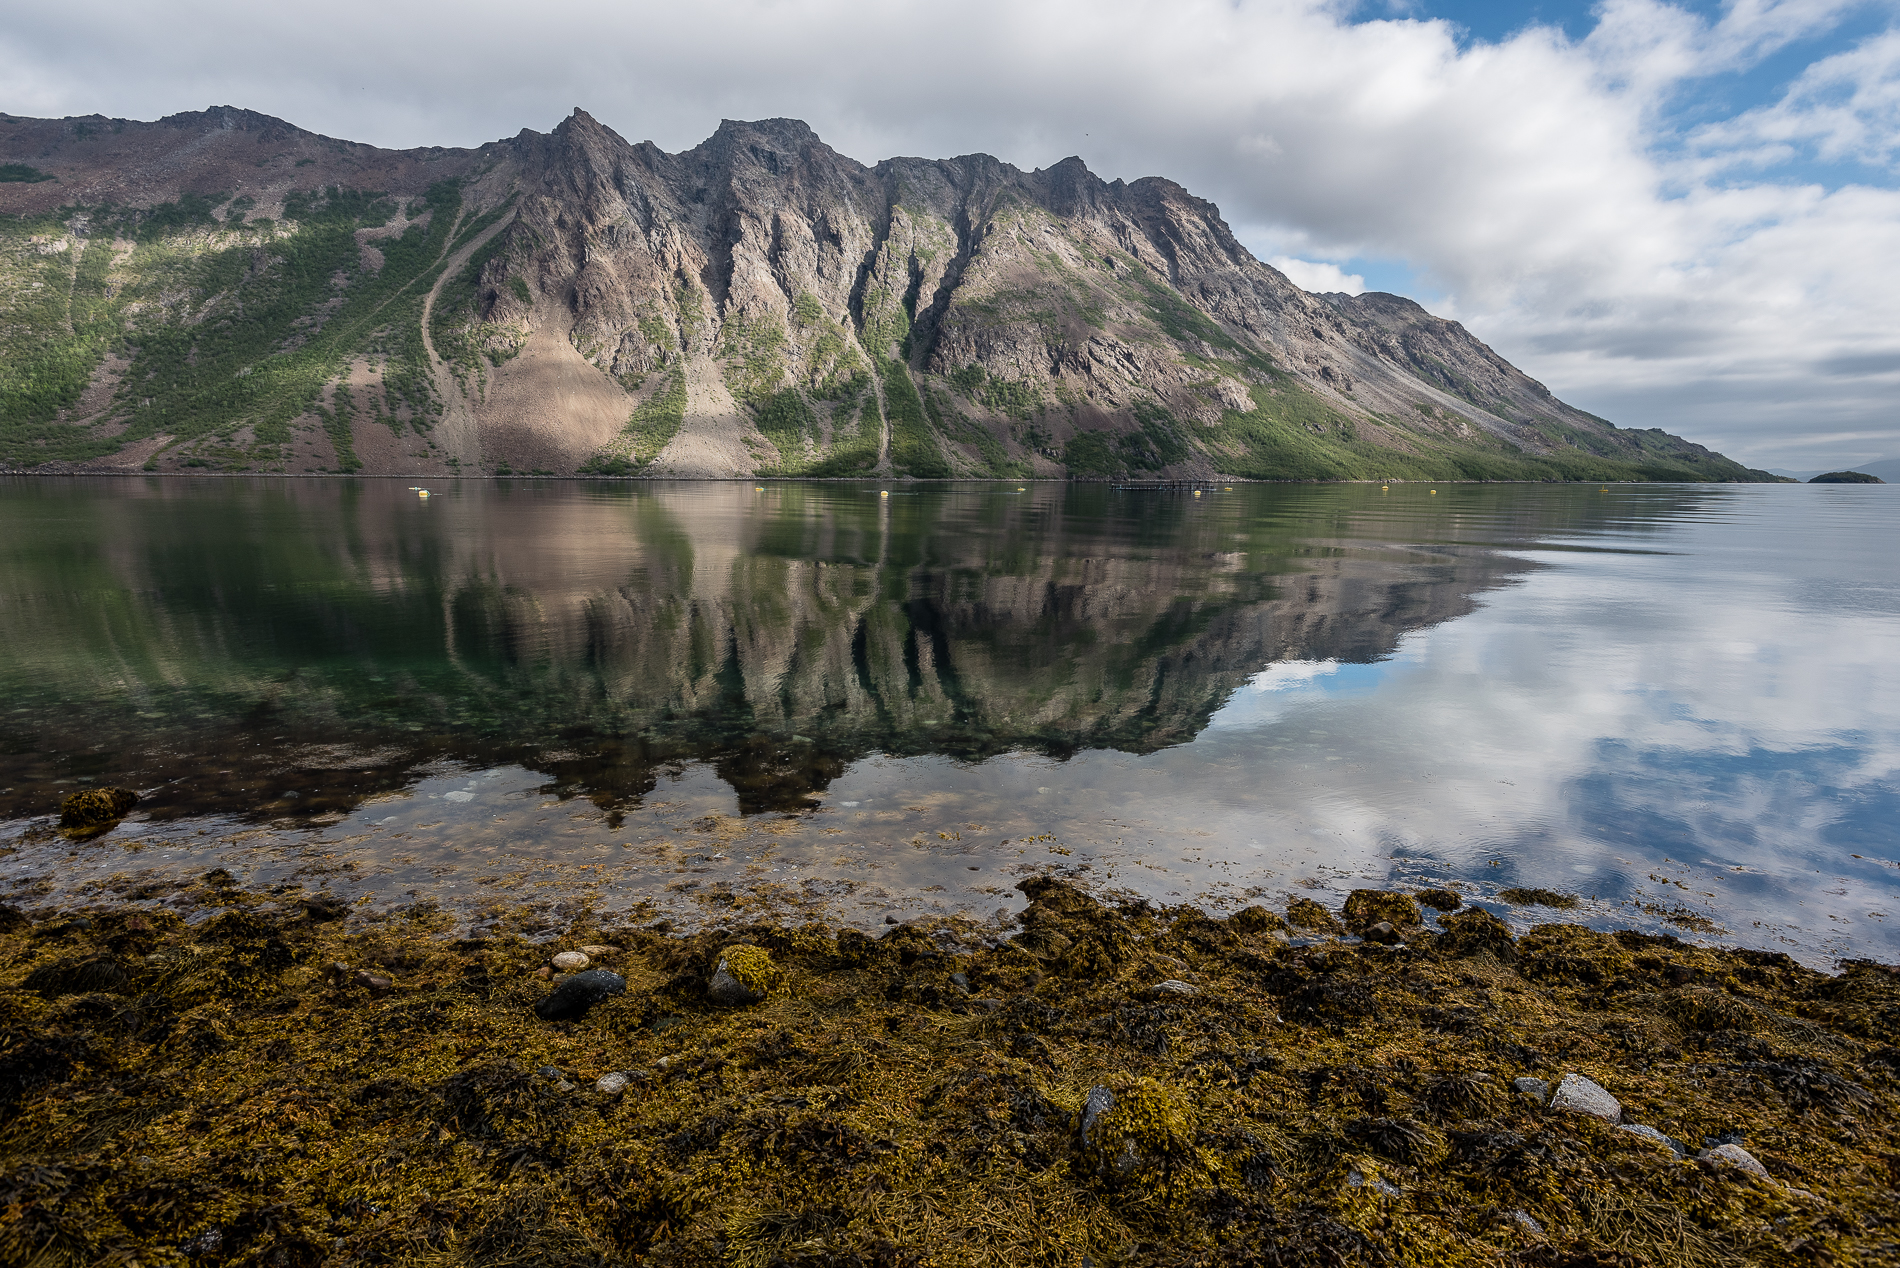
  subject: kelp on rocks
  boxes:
[1,877,1897,1267]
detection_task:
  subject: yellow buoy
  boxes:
[1430,489,1437,494]
[1224,486,1232,491]
[880,490,889,498]
[417,489,429,498]
[1381,485,1388,491]
[755,486,764,492]
[1193,489,1202,497]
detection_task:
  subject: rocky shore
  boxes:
[2,876,1896,1266]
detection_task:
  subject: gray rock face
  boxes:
[533,969,626,1021]
[1618,1123,1685,1156]
[1080,1085,1116,1146]
[1512,1077,1550,1101]
[707,961,766,1007]
[1549,1073,1621,1123]
[1700,1143,1770,1178]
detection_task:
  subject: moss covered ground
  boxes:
[3,877,1897,1267]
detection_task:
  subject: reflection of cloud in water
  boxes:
[2,481,1895,965]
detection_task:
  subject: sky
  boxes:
[5,0,1898,470]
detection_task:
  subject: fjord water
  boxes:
[2,477,1894,965]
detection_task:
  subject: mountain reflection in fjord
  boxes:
[1,478,1894,965]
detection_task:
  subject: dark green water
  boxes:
[3,477,1895,963]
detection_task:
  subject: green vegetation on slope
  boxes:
[882,356,949,479]
[583,371,689,475]
[0,181,520,470]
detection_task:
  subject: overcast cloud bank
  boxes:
[3,0,1895,467]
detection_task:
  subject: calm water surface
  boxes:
[2,477,1895,965]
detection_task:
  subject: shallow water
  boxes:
[2,476,1895,964]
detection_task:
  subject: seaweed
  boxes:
[0,881,1895,1267]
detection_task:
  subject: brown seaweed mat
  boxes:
[2,876,1898,1267]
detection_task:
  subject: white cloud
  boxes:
[1266,256,1367,293]
[2,0,1897,467]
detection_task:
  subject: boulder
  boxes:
[707,945,774,1006]
[59,787,139,830]
[1343,890,1421,931]
[1549,1073,1621,1123]
[534,969,626,1021]
[1700,1142,1770,1179]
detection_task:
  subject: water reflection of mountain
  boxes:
[1,479,1602,820]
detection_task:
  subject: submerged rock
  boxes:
[1549,1073,1621,1123]
[534,969,626,1021]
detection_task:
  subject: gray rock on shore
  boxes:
[1549,1073,1621,1123]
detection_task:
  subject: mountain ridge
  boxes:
[0,105,1782,481]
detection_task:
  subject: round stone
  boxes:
[595,1071,631,1095]
[551,951,590,970]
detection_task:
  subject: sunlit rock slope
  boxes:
[0,106,1778,481]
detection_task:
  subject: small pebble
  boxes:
[579,944,615,957]
[1509,1209,1543,1236]
[1512,1077,1550,1101]
[884,915,899,925]
[352,970,392,997]
[1152,979,1199,995]
[534,965,552,980]
[596,1071,631,1095]
[1346,1168,1402,1197]
[1549,1072,1621,1124]
[1363,921,1401,945]
[1700,1142,1770,1179]
[551,951,590,971]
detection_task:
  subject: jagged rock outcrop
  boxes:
[0,106,1779,481]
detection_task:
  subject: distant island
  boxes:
[1810,471,1885,483]
[1,106,1782,482]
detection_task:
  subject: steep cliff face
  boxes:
[0,107,1779,481]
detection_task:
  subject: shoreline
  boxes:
[4,878,1894,1265]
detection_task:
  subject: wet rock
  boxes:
[59,786,138,830]
[596,1071,631,1095]
[1344,890,1421,931]
[1619,1123,1686,1156]
[353,971,393,997]
[534,969,626,1021]
[1508,1209,1544,1237]
[1080,1084,1115,1145]
[884,915,899,925]
[551,951,589,971]
[949,972,970,992]
[1512,1077,1551,1102]
[707,945,774,1006]
[579,944,615,957]
[304,893,348,922]
[1231,905,1287,934]
[1437,908,1516,961]
[1415,888,1463,912]
[1700,1142,1770,1179]
[1151,979,1199,995]
[0,904,25,933]
[1286,898,1342,934]
[1549,1073,1621,1123]
[1363,922,1401,945]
